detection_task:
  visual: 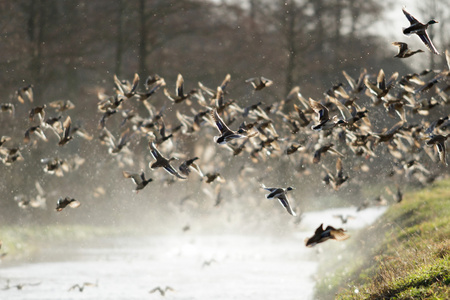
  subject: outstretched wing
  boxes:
[418,32,439,55]
[148,142,161,160]
[211,109,232,134]
[276,194,296,216]
[164,164,187,179]
[402,7,419,25]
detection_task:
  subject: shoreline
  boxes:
[314,178,450,299]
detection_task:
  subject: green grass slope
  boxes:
[315,178,450,300]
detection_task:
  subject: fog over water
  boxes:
[0,207,385,300]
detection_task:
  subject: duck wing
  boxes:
[176,73,184,97]
[418,32,439,55]
[276,194,296,216]
[329,228,350,241]
[309,98,329,122]
[211,109,233,134]
[402,7,420,25]
[164,164,187,179]
[436,141,447,166]
[148,142,162,161]
[122,171,142,185]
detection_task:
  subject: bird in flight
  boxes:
[402,7,439,55]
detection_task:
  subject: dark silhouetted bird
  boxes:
[261,184,296,216]
[58,116,73,146]
[402,7,439,55]
[56,197,81,212]
[149,286,174,296]
[392,42,424,58]
[305,224,350,247]
[211,108,248,144]
[149,142,186,179]
[426,134,449,166]
[122,171,153,193]
[333,214,355,225]
[245,76,273,91]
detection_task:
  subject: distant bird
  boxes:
[148,142,186,179]
[322,157,349,191]
[41,157,70,177]
[68,280,98,292]
[309,98,344,131]
[24,125,48,143]
[0,147,24,165]
[313,143,344,164]
[164,73,195,104]
[198,73,231,100]
[426,134,449,166]
[202,172,224,184]
[402,7,439,55]
[202,259,217,268]
[305,224,350,247]
[261,184,296,216]
[58,116,73,146]
[330,98,367,127]
[149,286,174,296]
[392,42,424,58]
[108,128,133,154]
[56,197,81,212]
[178,157,203,177]
[16,84,33,103]
[371,120,404,144]
[245,76,273,91]
[293,104,311,127]
[211,108,248,144]
[342,69,367,95]
[425,116,449,135]
[242,101,263,117]
[29,105,46,122]
[364,69,398,100]
[333,214,355,225]
[2,280,41,290]
[49,99,75,112]
[122,171,153,193]
[136,77,166,101]
[0,103,14,115]
[98,108,117,129]
[286,143,303,155]
[114,73,139,98]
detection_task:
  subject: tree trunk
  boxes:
[138,0,147,77]
[285,0,297,95]
[29,0,47,101]
[115,0,125,76]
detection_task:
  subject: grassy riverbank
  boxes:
[315,178,450,299]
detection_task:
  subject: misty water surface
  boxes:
[0,207,385,300]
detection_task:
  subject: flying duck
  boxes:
[402,7,439,55]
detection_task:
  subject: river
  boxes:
[0,207,386,300]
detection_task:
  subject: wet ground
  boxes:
[0,207,386,300]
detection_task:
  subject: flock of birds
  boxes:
[0,8,449,295]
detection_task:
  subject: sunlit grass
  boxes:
[315,178,450,300]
